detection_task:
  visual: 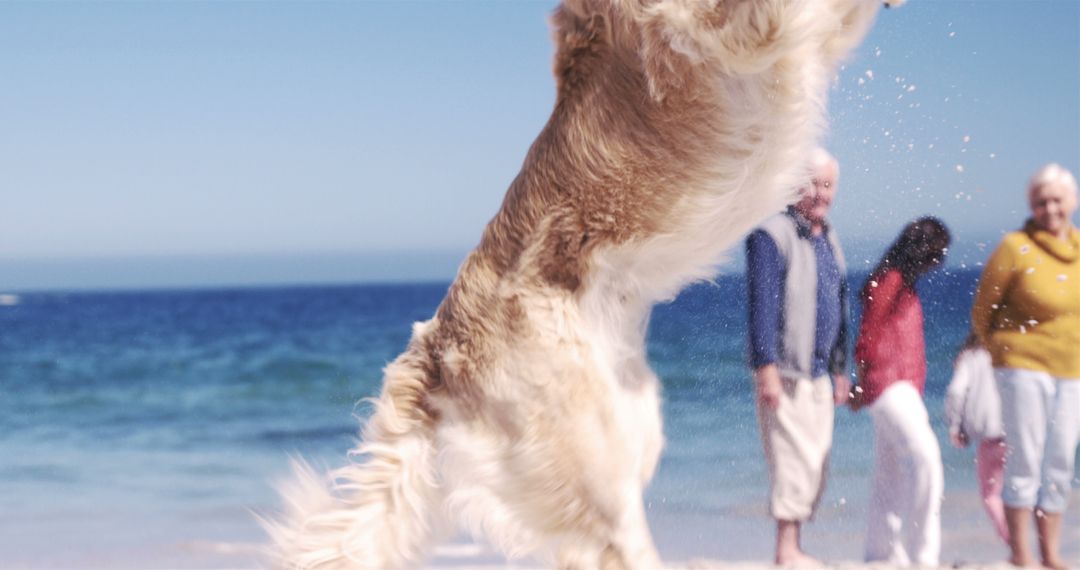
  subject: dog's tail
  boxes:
[261,323,444,569]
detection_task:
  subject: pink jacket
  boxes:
[855,268,927,406]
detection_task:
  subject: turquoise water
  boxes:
[1,270,1076,567]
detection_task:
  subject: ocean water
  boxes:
[1,269,1077,568]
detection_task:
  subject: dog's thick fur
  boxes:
[264,0,897,567]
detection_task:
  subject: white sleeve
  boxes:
[944,350,973,434]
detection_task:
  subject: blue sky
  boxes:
[1,1,1077,290]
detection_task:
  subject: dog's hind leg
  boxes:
[554,486,660,570]
[600,486,662,570]
[626,357,665,488]
[553,472,660,570]
[601,361,665,569]
[558,364,665,569]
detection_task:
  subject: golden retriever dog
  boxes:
[264,0,901,567]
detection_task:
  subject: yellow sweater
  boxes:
[972,223,1080,378]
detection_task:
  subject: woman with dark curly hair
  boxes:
[851,216,951,567]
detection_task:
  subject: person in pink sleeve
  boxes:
[850,217,951,567]
[944,332,1009,545]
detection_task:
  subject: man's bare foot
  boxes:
[1040,557,1068,570]
[1009,555,1037,568]
[776,551,823,568]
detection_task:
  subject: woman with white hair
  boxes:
[971,163,1080,570]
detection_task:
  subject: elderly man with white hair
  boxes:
[744,148,852,566]
[972,163,1080,570]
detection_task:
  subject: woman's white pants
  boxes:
[995,367,1080,512]
[865,381,943,567]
